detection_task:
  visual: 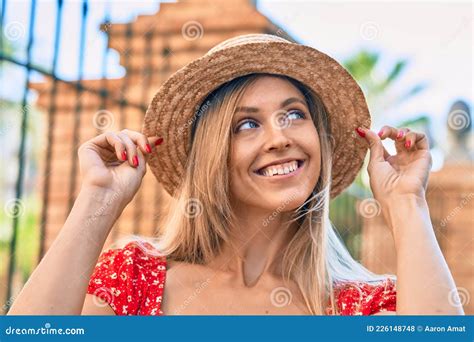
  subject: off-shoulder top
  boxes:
[87,242,396,315]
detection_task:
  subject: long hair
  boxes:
[122,73,395,315]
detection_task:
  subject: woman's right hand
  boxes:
[77,129,163,206]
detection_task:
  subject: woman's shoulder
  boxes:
[327,278,397,315]
[93,240,167,274]
[87,240,167,315]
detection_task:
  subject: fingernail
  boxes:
[145,144,152,153]
[133,155,139,167]
[121,151,127,161]
[377,129,384,138]
[405,140,411,149]
[155,137,164,146]
[355,127,366,138]
[396,130,404,139]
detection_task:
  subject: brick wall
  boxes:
[361,162,474,314]
[31,0,290,253]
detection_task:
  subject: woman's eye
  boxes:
[236,120,259,132]
[287,110,306,120]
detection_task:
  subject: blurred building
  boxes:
[25,0,473,315]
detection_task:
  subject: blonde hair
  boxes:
[119,73,395,315]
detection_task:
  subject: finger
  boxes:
[404,131,416,150]
[121,129,162,155]
[378,126,410,142]
[355,127,384,163]
[100,131,127,162]
[406,130,430,150]
[117,132,140,167]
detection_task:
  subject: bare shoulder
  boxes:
[81,294,116,315]
[371,311,397,316]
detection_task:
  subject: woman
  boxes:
[8,34,463,316]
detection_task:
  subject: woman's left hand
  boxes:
[355,126,433,203]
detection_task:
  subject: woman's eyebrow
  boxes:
[235,97,307,113]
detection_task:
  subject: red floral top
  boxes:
[87,242,397,315]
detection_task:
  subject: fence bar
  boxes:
[0,53,146,110]
[133,27,155,235]
[111,22,134,241]
[67,0,88,213]
[38,0,63,261]
[4,0,37,313]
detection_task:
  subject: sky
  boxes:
[1,0,473,170]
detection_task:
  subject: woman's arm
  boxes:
[355,125,464,315]
[383,194,464,315]
[7,186,123,315]
[7,130,160,315]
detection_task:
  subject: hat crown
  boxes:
[206,33,292,55]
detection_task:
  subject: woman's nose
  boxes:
[263,113,292,152]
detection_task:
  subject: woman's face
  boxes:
[229,76,321,213]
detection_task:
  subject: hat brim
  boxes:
[143,41,370,199]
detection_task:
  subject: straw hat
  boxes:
[143,34,371,199]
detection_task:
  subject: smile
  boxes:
[254,159,305,178]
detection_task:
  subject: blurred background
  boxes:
[0,0,472,314]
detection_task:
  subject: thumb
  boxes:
[355,127,385,164]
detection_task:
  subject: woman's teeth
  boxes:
[259,160,300,177]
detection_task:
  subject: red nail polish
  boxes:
[145,144,152,153]
[133,155,139,167]
[121,151,127,161]
[355,127,366,138]
[397,130,404,139]
[155,137,164,146]
[378,130,384,137]
[405,140,411,149]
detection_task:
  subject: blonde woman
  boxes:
[8,34,463,316]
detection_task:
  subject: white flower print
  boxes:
[110,272,117,279]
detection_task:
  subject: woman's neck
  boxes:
[207,205,297,287]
